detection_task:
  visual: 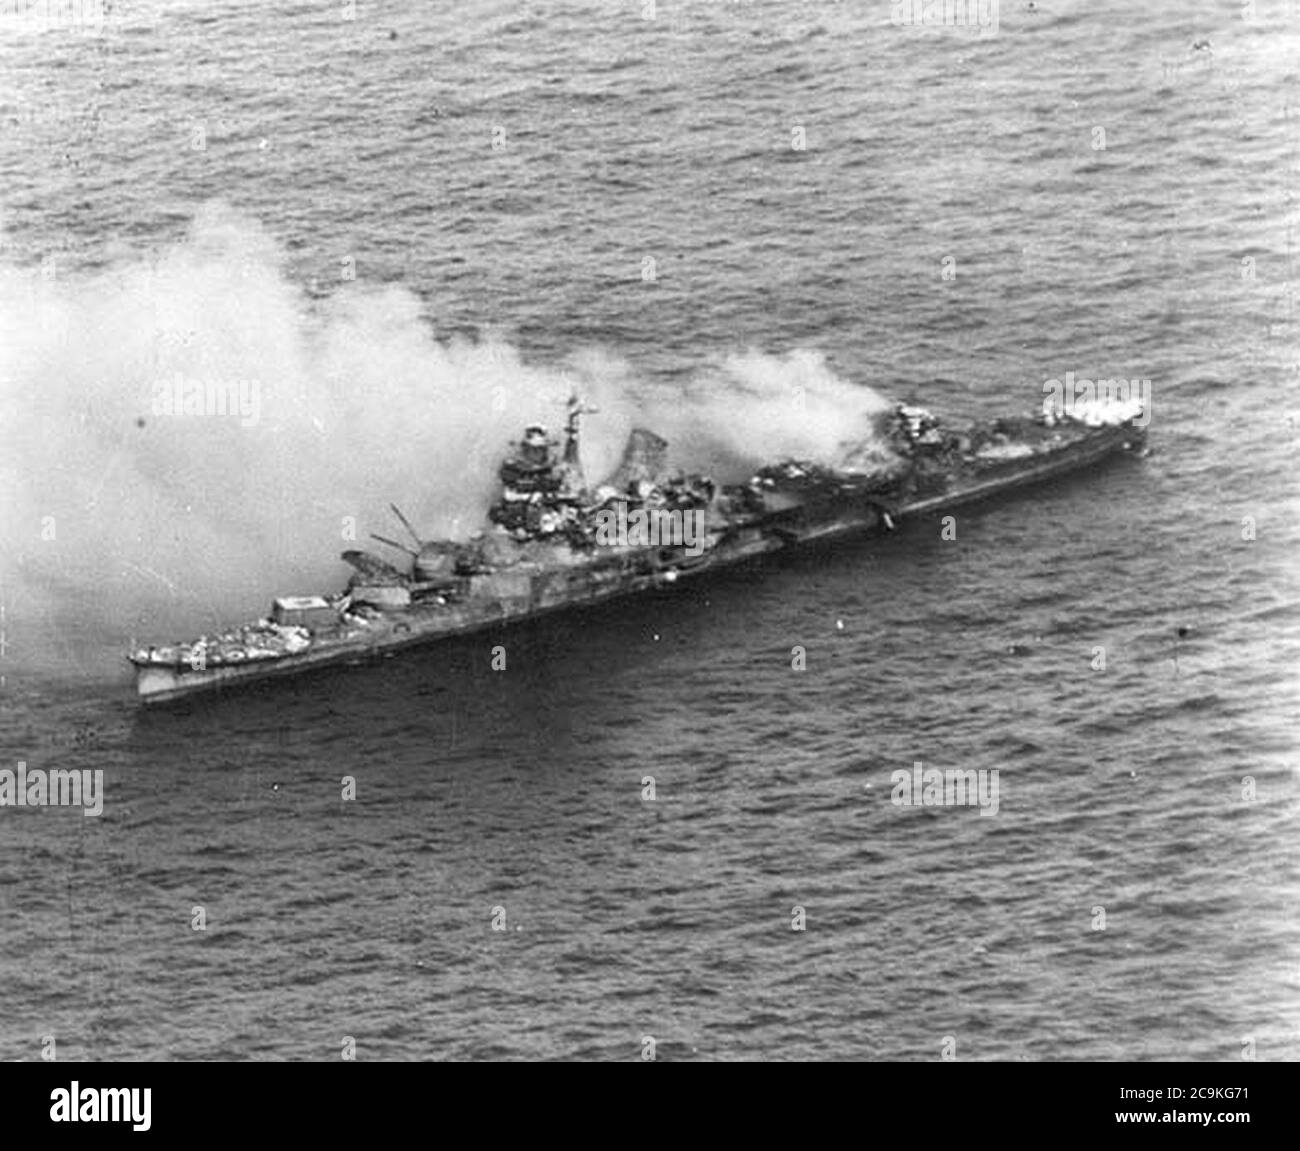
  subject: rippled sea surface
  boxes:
[1,1,1298,1060]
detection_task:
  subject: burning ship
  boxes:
[128,394,1147,703]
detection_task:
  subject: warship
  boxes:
[128,393,1147,703]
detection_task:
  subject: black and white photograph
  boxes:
[0,0,1295,1093]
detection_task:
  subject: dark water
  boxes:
[1,1,1297,1060]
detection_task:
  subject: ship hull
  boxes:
[132,418,1145,705]
[900,418,1141,515]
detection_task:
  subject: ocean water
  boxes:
[0,0,1297,1060]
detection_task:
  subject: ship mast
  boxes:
[564,392,598,466]
[559,392,598,499]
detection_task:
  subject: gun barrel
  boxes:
[389,503,424,547]
[370,533,419,558]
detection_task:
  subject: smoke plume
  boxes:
[0,204,889,671]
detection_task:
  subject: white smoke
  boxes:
[0,203,889,670]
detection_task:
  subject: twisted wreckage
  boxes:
[129,393,1147,702]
